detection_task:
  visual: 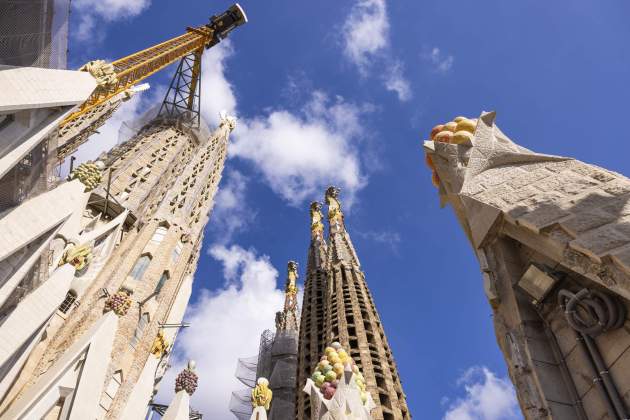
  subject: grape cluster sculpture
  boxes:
[175,361,198,395]
[104,290,132,316]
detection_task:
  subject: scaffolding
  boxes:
[257,329,275,380]
[229,329,276,419]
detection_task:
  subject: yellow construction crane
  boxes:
[57,3,247,159]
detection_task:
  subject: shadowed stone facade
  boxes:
[425,112,630,420]
[297,188,410,420]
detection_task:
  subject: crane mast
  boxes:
[57,3,247,159]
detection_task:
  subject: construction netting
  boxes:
[229,389,253,420]
[0,135,55,213]
[0,0,69,69]
[235,355,258,388]
[257,329,275,380]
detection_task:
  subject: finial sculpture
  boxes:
[80,60,118,88]
[68,161,103,191]
[310,201,325,238]
[175,360,198,395]
[150,330,169,357]
[325,186,345,232]
[219,110,237,132]
[276,261,299,331]
[59,242,93,270]
[424,116,477,187]
[304,341,375,419]
[251,377,272,420]
[104,290,132,316]
[163,361,197,420]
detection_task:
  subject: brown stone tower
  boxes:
[297,202,329,419]
[322,186,409,419]
[424,112,630,419]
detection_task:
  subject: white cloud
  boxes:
[158,244,285,419]
[342,0,412,101]
[423,47,455,74]
[343,0,390,74]
[384,61,412,101]
[200,42,237,128]
[72,0,151,41]
[357,230,401,252]
[231,91,369,206]
[443,367,520,420]
[210,169,255,242]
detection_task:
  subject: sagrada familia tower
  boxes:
[0,3,247,419]
[425,112,630,420]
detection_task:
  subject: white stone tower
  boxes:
[0,53,236,419]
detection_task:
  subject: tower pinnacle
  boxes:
[276,261,299,332]
[325,186,344,233]
[310,201,325,240]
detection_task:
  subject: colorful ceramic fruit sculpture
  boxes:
[68,162,102,191]
[104,290,132,316]
[425,116,478,187]
[175,361,198,395]
[310,341,369,404]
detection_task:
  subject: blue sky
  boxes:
[67,1,630,418]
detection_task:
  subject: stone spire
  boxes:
[325,186,360,267]
[162,361,197,420]
[276,261,300,332]
[297,202,330,419]
[322,187,409,420]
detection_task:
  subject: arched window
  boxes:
[150,226,168,244]
[129,255,151,281]
[58,291,77,314]
[130,313,149,349]
[155,271,169,295]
